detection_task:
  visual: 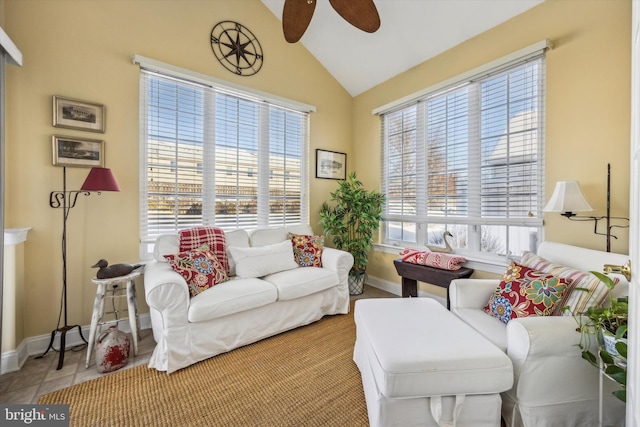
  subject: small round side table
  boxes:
[85,271,141,368]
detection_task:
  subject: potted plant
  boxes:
[319,172,386,295]
[576,271,628,402]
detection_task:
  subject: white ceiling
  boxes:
[261,0,544,96]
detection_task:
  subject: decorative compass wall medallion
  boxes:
[210,21,263,76]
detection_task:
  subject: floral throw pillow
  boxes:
[165,249,229,297]
[288,233,324,268]
[483,262,570,324]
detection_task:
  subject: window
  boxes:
[381,51,546,259]
[138,65,311,259]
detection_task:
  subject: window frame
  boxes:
[136,57,314,260]
[377,42,550,261]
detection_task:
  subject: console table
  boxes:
[393,259,473,308]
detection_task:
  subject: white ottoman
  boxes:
[353,298,513,427]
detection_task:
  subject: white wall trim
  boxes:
[4,227,30,246]
[1,313,151,374]
[0,26,22,66]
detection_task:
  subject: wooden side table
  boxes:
[85,271,141,368]
[393,259,473,309]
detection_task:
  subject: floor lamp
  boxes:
[37,166,120,370]
[543,163,629,252]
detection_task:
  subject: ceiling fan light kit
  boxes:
[283,0,380,43]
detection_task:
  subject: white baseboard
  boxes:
[1,313,151,374]
[365,274,448,307]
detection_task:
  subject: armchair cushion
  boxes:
[520,251,615,315]
[483,262,569,324]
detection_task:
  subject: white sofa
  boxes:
[449,241,628,427]
[144,224,354,373]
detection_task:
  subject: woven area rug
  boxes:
[38,304,369,426]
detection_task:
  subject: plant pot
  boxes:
[601,328,627,365]
[348,273,365,295]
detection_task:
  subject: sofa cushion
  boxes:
[520,251,615,315]
[188,278,278,322]
[289,233,324,267]
[263,267,339,301]
[164,248,229,297]
[228,240,298,278]
[453,308,507,352]
[483,262,569,324]
[250,224,313,247]
[154,234,179,262]
[225,229,250,276]
[179,227,229,274]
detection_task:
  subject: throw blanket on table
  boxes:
[399,248,466,271]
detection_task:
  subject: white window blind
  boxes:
[381,50,546,258]
[139,68,310,259]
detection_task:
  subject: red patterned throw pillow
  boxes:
[483,262,570,324]
[288,233,324,268]
[165,249,229,297]
[179,227,229,274]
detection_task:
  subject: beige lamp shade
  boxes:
[543,180,594,213]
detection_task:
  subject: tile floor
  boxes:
[0,284,397,404]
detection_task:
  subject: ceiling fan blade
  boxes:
[329,0,380,33]
[282,0,317,43]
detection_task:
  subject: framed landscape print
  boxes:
[316,149,347,180]
[53,95,105,133]
[52,135,105,168]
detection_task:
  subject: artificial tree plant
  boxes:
[319,172,385,294]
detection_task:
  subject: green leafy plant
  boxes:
[319,172,386,277]
[575,271,628,402]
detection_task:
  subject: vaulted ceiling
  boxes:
[261,0,544,96]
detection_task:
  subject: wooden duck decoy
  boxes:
[92,259,142,279]
[426,231,454,253]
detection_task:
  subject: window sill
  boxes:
[373,243,510,275]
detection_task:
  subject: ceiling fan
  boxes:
[283,0,381,43]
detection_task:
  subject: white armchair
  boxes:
[449,242,628,427]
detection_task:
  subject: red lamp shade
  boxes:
[80,167,121,192]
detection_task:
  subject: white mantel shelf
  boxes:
[4,227,31,245]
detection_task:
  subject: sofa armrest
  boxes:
[321,247,354,278]
[449,279,499,309]
[506,315,600,404]
[144,261,190,317]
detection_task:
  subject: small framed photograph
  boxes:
[52,135,105,168]
[53,95,105,133]
[316,149,347,180]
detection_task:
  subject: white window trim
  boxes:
[373,39,552,115]
[377,41,551,261]
[136,58,313,259]
[133,55,316,113]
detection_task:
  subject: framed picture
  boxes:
[316,149,347,180]
[53,95,105,133]
[52,135,105,168]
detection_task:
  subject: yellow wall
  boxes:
[3,0,353,344]
[2,0,633,347]
[353,0,631,296]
